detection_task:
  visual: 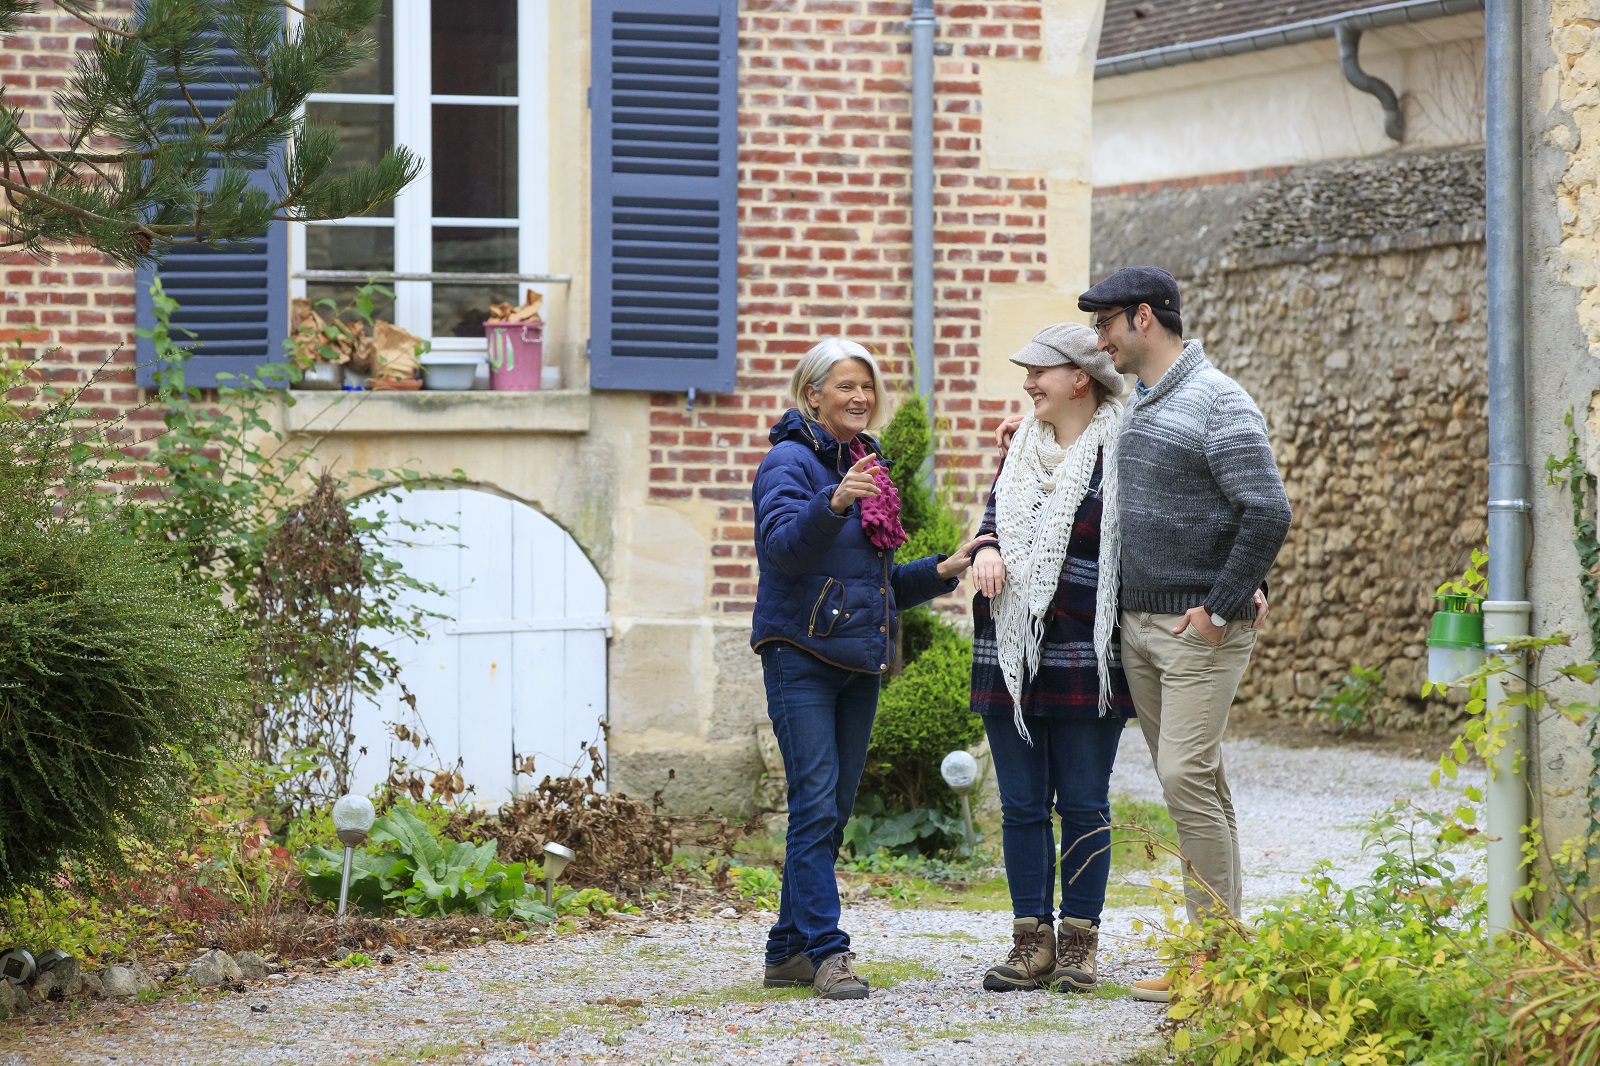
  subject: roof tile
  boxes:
[1098,0,1384,61]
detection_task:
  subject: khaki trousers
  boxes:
[1120,610,1257,923]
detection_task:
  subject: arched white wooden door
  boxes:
[348,488,609,807]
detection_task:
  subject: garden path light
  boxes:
[941,750,979,855]
[0,948,33,986]
[332,794,376,920]
[542,841,575,907]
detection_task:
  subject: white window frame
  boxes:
[290,0,550,353]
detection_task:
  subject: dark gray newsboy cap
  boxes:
[1078,266,1181,315]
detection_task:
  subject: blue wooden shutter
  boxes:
[590,0,738,393]
[135,38,288,389]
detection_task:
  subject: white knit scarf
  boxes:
[991,401,1123,741]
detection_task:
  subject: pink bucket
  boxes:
[484,321,544,391]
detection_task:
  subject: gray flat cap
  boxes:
[1009,322,1126,397]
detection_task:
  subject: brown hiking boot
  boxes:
[1046,917,1099,992]
[764,953,815,988]
[813,951,869,1000]
[982,917,1056,992]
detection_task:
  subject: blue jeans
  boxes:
[982,713,1125,925]
[761,643,880,965]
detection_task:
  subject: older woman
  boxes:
[968,323,1135,995]
[752,338,988,1001]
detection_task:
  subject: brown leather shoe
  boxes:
[813,951,870,1000]
[1046,917,1099,991]
[982,917,1057,992]
[764,953,814,988]
[1131,953,1207,1003]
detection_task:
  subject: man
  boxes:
[999,266,1291,1003]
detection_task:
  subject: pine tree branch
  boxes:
[50,0,141,40]
[0,174,156,240]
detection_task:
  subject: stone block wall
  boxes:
[1188,243,1488,729]
[652,0,1049,617]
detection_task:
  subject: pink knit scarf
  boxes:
[849,436,907,550]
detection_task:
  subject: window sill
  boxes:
[280,389,591,435]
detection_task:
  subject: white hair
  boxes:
[788,338,887,430]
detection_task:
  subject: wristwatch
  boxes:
[1208,610,1227,628]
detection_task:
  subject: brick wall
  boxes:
[649,0,1047,616]
[0,3,142,433]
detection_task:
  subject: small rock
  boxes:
[718,907,738,919]
[186,949,243,988]
[0,981,27,1019]
[28,970,58,1003]
[101,965,156,999]
[79,971,103,998]
[250,1004,269,1013]
[468,927,481,936]
[333,947,352,962]
[41,956,81,997]
[233,952,268,981]
[265,973,287,983]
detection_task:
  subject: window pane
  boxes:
[306,102,395,217]
[311,0,393,94]
[307,283,396,329]
[432,0,516,96]
[433,226,518,337]
[432,105,517,218]
[306,225,393,271]
[306,226,396,325]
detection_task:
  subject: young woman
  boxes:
[968,322,1135,994]
[751,338,989,1000]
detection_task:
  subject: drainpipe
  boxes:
[1335,25,1404,141]
[910,0,936,407]
[1483,0,1531,936]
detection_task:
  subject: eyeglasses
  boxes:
[1092,305,1139,337]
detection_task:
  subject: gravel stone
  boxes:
[41,738,1479,1065]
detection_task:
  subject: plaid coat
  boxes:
[968,452,1136,721]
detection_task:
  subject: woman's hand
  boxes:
[994,415,1025,454]
[936,537,998,581]
[830,452,882,514]
[971,544,1006,598]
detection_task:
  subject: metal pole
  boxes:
[1484,0,1531,936]
[910,0,936,404]
[337,844,354,919]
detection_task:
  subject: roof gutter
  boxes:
[1095,0,1485,79]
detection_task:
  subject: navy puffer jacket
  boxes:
[751,408,958,674]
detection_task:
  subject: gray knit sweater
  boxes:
[1118,340,1291,621]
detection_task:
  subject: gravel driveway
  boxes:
[17,734,1480,1066]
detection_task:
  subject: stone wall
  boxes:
[1093,147,1489,730]
[1188,244,1488,729]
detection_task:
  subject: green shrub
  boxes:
[864,622,982,810]
[0,365,244,891]
[880,393,964,566]
[1167,805,1503,1065]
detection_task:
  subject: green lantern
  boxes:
[1426,593,1484,685]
